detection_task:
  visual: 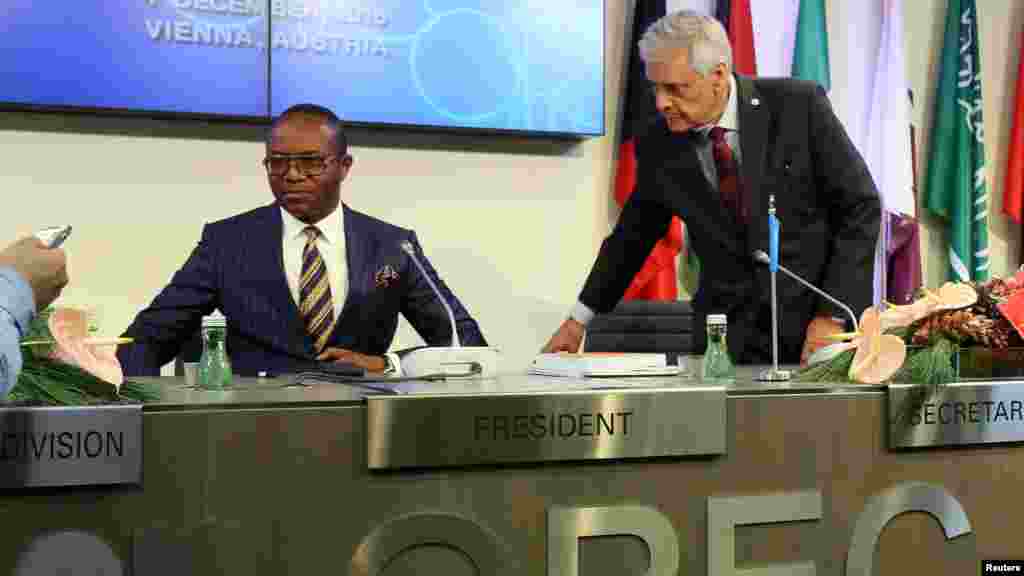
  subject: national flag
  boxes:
[749,0,800,77]
[886,89,923,304]
[1003,30,1024,226]
[768,210,780,273]
[924,0,989,282]
[617,0,683,301]
[791,0,830,90]
[863,0,919,303]
[715,0,756,75]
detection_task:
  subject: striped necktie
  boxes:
[299,226,336,354]
[709,126,746,222]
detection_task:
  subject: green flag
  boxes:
[924,0,988,282]
[792,0,831,89]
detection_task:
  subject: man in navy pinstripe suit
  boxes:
[117,104,486,377]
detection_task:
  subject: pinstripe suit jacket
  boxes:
[117,203,486,376]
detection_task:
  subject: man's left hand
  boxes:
[317,348,387,372]
[801,316,845,365]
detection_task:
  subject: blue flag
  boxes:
[768,213,780,273]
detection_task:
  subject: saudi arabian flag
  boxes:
[924,0,989,282]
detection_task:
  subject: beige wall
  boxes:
[0,0,1021,371]
[0,3,626,372]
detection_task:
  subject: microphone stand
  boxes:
[401,241,461,347]
[758,195,790,382]
[395,241,502,380]
[750,248,861,382]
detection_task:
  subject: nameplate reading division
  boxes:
[0,404,142,488]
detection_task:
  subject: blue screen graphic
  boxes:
[270,1,605,135]
[0,1,604,135]
[0,1,268,117]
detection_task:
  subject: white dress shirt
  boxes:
[281,205,405,373]
[281,205,348,321]
[570,75,741,326]
[694,74,742,181]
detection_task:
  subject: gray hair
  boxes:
[638,10,733,76]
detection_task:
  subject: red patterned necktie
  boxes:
[709,126,745,221]
[299,226,336,354]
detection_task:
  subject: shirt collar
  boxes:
[281,203,344,245]
[693,74,739,136]
[718,74,739,131]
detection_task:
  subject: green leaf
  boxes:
[890,337,957,387]
[885,326,912,342]
[794,349,855,382]
[119,380,162,403]
[7,356,120,406]
[5,347,162,406]
[12,370,89,405]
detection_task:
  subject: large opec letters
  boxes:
[545,482,971,575]
[346,482,974,575]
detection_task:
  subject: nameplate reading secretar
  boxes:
[366,387,725,470]
[889,381,1024,449]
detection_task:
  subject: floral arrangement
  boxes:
[795,271,1024,386]
[8,307,159,405]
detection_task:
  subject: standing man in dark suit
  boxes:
[118,103,486,376]
[543,11,880,364]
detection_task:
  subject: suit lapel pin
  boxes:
[751,97,760,107]
[375,265,399,288]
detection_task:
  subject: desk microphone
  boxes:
[397,241,500,378]
[752,250,860,332]
[401,241,460,347]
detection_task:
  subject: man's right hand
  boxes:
[0,237,69,310]
[541,318,585,353]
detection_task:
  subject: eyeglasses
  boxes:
[262,154,338,177]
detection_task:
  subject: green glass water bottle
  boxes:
[198,312,232,389]
[701,313,735,381]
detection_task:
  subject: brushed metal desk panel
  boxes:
[889,380,1024,448]
[367,385,726,469]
